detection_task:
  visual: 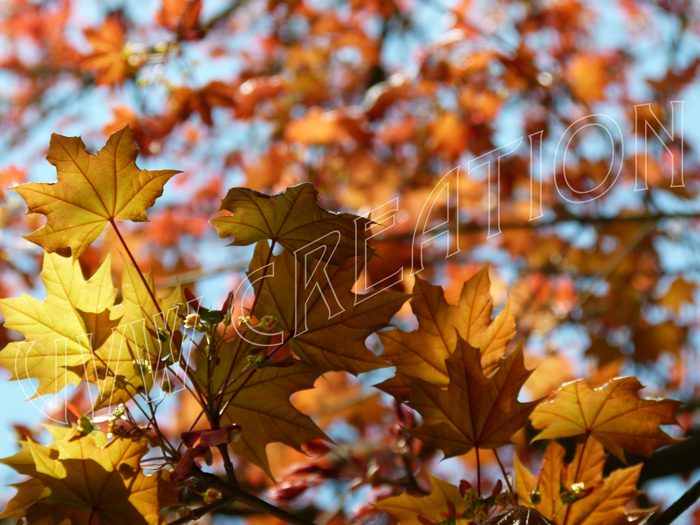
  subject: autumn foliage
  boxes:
[0,0,699,525]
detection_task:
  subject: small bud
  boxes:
[203,488,222,504]
[154,41,169,53]
[161,377,174,394]
[77,415,94,436]
[247,354,268,368]
[460,480,478,504]
[238,315,251,327]
[530,489,541,506]
[132,359,152,376]
[185,313,201,329]
[259,314,277,331]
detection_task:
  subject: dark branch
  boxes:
[649,477,700,525]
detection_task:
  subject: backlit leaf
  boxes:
[248,241,408,374]
[530,377,683,461]
[195,335,329,478]
[15,127,179,259]
[406,337,541,457]
[373,471,471,525]
[379,267,516,396]
[0,253,118,398]
[0,427,178,524]
[211,183,374,265]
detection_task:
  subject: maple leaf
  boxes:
[514,439,606,522]
[195,335,329,478]
[93,258,183,408]
[0,426,178,524]
[156,0,201,35]
[210,183,374,265]
[515,439,643,525]
[15,127,179,259]
[373,471,471,525]
[406,337,541,457]
[248,241,408,374]
[378,267,516,396]
[80,16,133,86]
[0,252,119,398]
[530,377,684,462]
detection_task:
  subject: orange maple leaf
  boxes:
[379,267,516,392]
[80,16,133,86]
[515,439,645,525]
[406,337,541,457]
[530,377,684,462]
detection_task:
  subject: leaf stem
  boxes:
[214,240,276,414]
[109,219,164,320]
[476,447,481,498]
[493,449,514,494]
[562,434,589,525]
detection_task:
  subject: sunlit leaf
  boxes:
[406,337,541,457]
[530,377,683,461]
[15,127,179,259]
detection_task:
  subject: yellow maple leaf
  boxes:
[515,439,642,525]
[15,127,179,259]
[374,471,471,525]
[0,426,178,524]
[0,252,119,398]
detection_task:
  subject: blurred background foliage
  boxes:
[1,0,700,523]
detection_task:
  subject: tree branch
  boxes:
[185,467,316,525]
[167,495,235,525]
[649,477,700,525]
[383,211,700,240]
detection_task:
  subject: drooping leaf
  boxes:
[530,377,684,461]
[0,253,119,398]
[248,241,409,374]
[15,127,179,259]
[211,183,374,265]
[195,334,330,478]
[515,439,642,525]
[0,427,178,524]
[378,268,516,397]
[406,337,541,457]
[373,471,471,525]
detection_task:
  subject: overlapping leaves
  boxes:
[405,337,541,457]
[194,334,329,478]
[377,267,515,400]
[0,426,178,524]
[247,241,408,374]
[0,251,182,407]
[515,440,644,525]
